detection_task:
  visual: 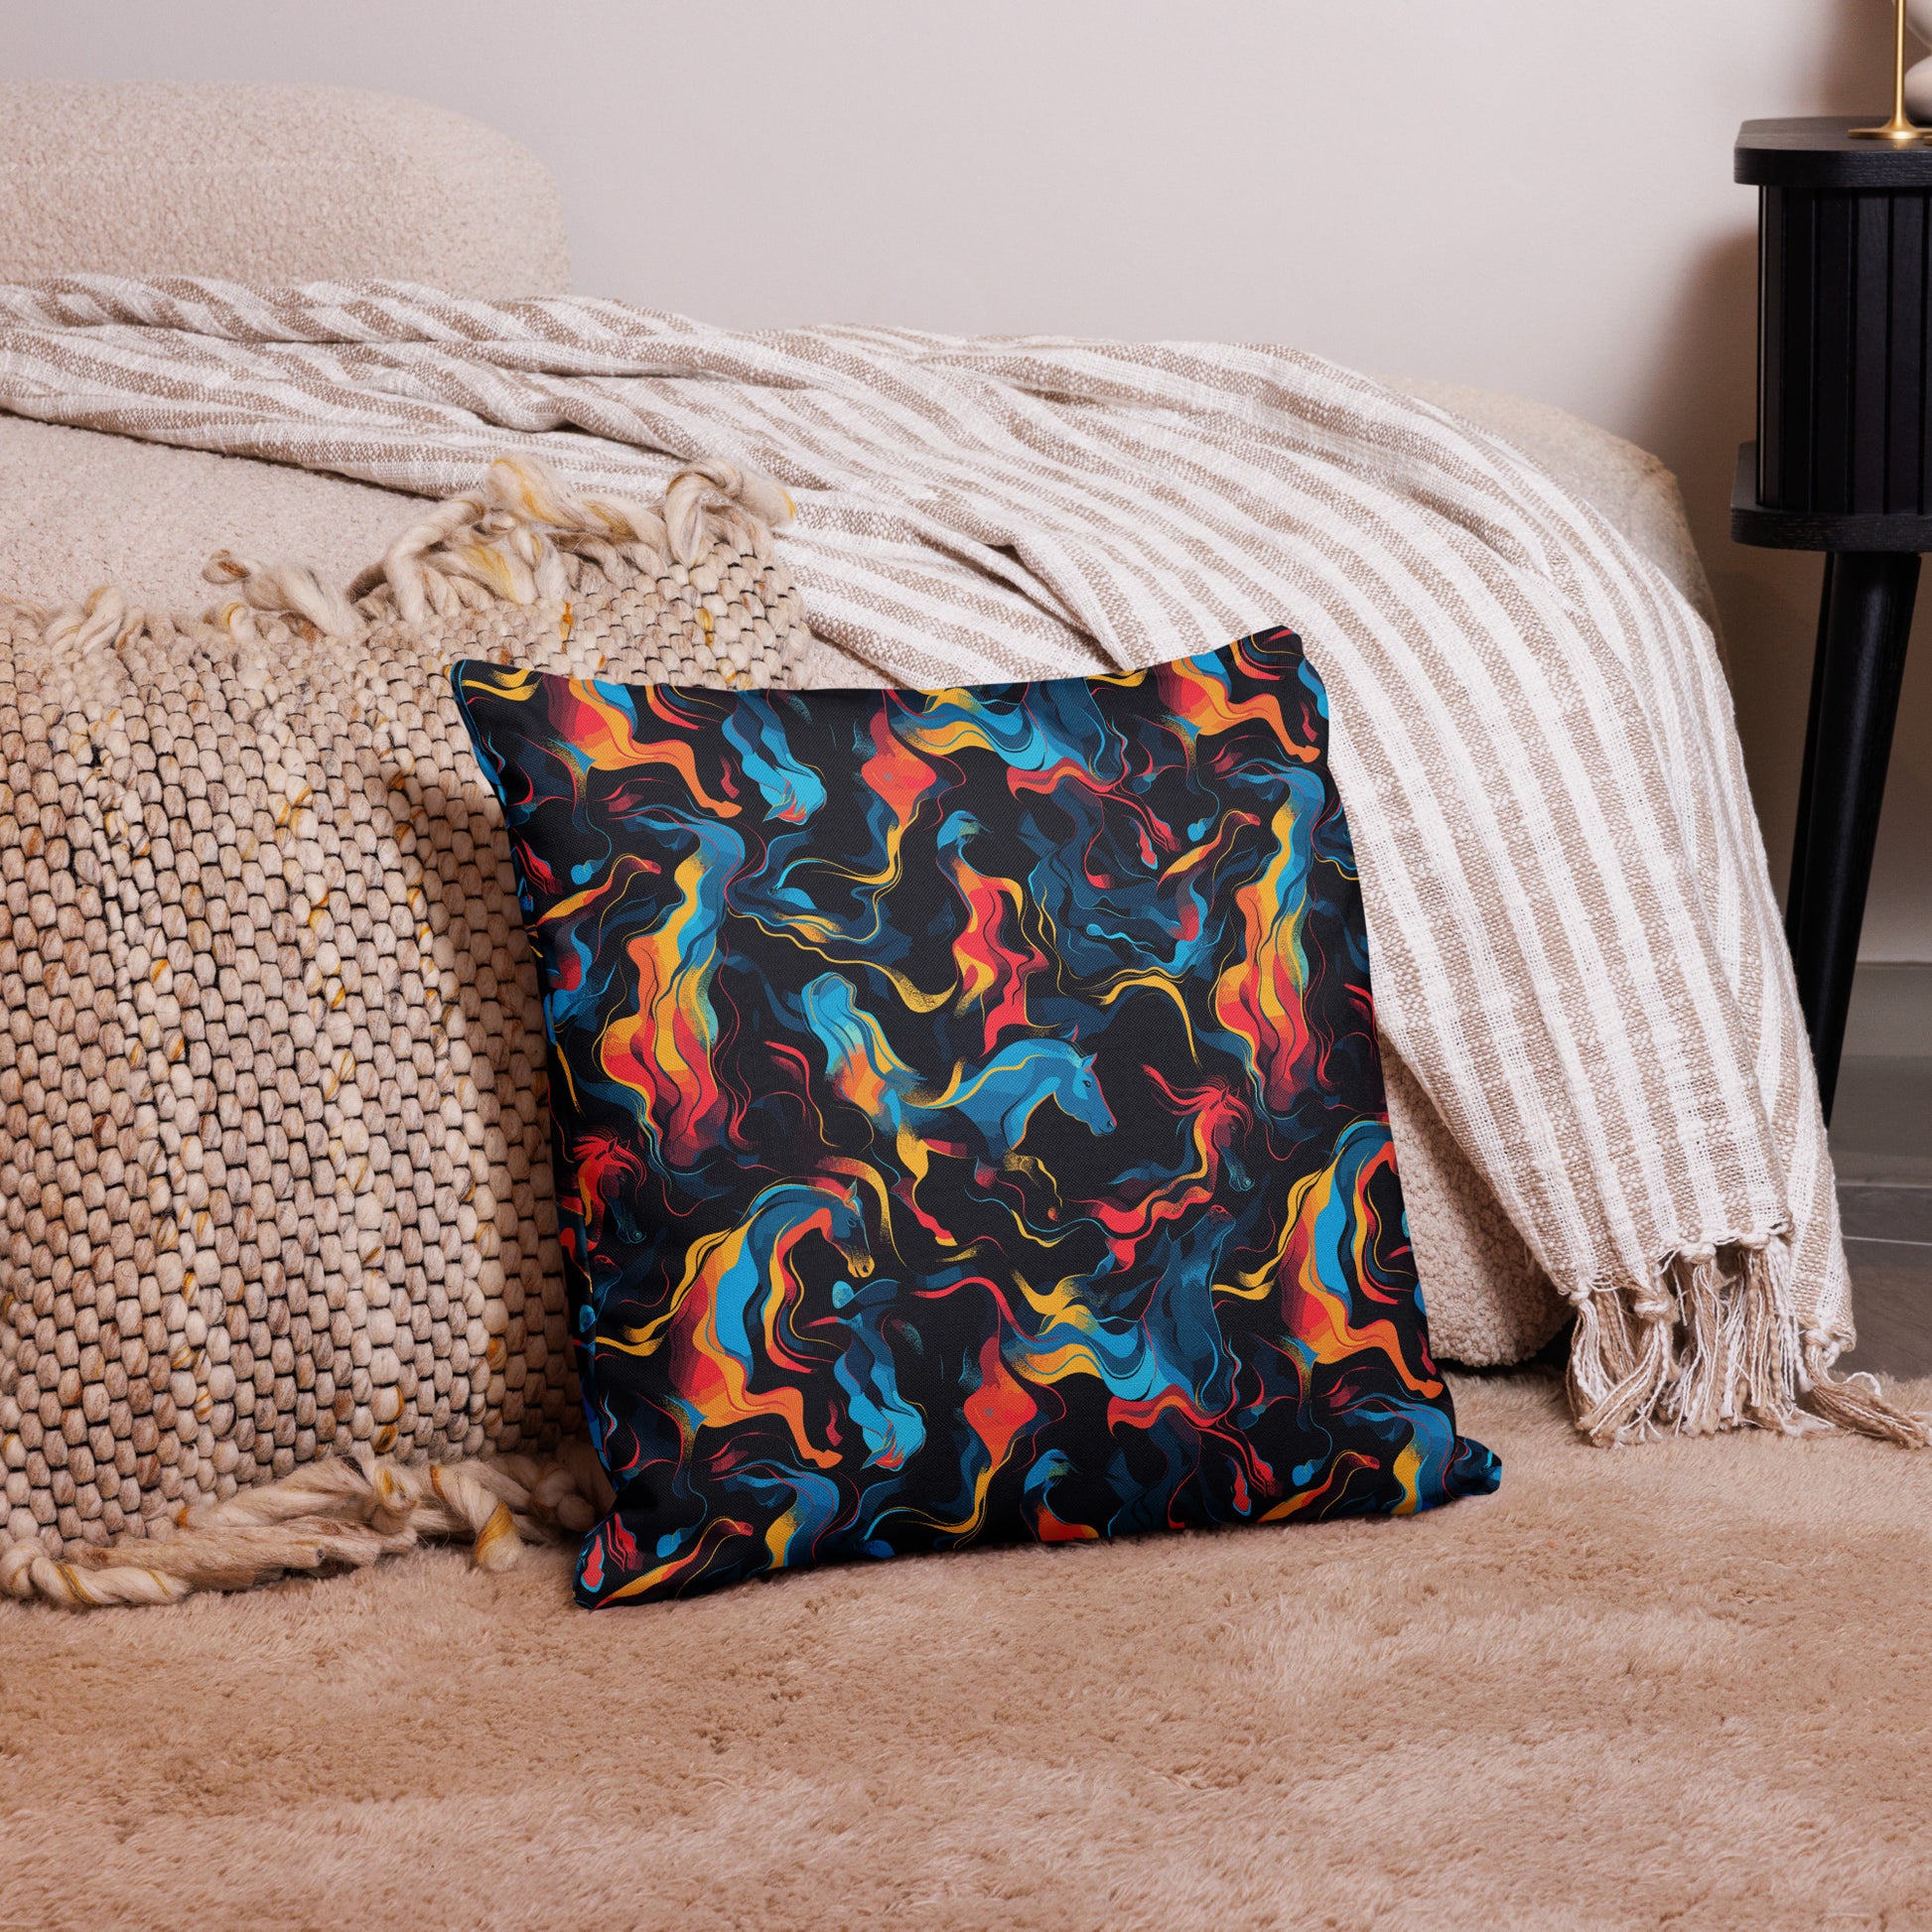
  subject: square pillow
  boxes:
[454,628,1497,1605]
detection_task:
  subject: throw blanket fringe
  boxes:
[0,279,1924,1472]
[1569,1242,1922,1449]
[1572,1242,1783,1444]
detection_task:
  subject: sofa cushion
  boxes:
[0,416,409,612]
[0,82,569,295]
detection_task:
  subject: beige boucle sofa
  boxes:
[0,82,571,294]
[0,81,1719,1364]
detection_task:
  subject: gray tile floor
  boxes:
[1832,1055,1932,1380]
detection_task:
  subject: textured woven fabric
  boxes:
[0,466,810,1558]
[0,277,1893,1445]
[455,635,1497,1604]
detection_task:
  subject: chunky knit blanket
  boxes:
[0,276,1918,1449]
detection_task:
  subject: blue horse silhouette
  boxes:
[796,973,1115,1189]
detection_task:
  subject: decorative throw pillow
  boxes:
[455,629,1498,1606]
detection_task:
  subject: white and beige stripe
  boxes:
[0,276,1913,1444]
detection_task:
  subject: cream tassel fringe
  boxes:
[1565,1237,1931,1449]
[0,1445,616,1610]
[202,549,362,641]
[325,454,795,632]
[24,452,798,649]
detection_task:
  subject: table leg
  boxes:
[1784,549,1919,1122]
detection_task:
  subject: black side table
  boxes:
[1733,117,1929,1120]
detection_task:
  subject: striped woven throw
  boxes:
[0,276,1918,1448]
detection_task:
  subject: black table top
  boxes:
[1737,116,1932,189]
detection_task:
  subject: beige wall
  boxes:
[4,0,1928,959]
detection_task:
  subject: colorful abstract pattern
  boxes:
[454,630,1497,1606]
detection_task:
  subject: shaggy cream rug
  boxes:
[6,1371,1929,1931]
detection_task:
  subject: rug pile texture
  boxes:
[4,1369,1927,1931]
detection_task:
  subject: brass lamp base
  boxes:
[1852,0,1932,140]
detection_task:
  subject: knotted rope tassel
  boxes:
[0,1444,615,1611]
[203,550,362,640]
[323,453,795,625]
